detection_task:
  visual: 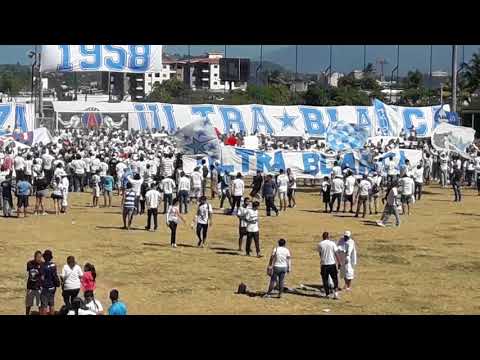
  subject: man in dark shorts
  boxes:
[39,249,60,315]
[26,250,43,315]
[16,176,32,218]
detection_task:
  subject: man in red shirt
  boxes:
[225,133,237,146]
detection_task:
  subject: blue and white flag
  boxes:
[431,122,475,158]
[174,118,221,159]
[326,121,369,152]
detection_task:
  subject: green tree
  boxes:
[337,74,359,88]
[463,51,480,94]
[147,79,188,102]
[403,70,423,89]
[302,84,330,106]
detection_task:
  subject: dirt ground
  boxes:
[1,182,480,315]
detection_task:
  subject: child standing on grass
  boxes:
[91,170,101,208]
[102,171,114,208]
[81,263,96,292]
[321,176,331,213]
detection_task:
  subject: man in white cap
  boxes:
[337,231,357,291]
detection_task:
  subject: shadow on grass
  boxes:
[95,225,144,231]
[362,220,380,227]
[431,199,452,202]
[216,251,241,256]
[209,246,239,251]
[176,243,199,248]
[143,242,169,247]
[299,209,325,214]
[455,212,480,217]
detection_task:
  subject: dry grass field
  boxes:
[1,183,480,315]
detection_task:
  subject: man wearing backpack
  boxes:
[39,249,61,315]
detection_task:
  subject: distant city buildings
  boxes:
[144,52,248,94]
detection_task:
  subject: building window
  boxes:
[163,73,167,78]
[155,73,160,77]
[214,73,218,77]
[213,65,218,68]
[213,81,218,85]
[148,74,152,77]
[163,64,167,69]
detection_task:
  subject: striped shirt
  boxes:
[160,157,175,177]
[123,190,136,209]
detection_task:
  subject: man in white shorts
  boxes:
[276,169,289,212]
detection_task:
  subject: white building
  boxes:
[144,52,247,95]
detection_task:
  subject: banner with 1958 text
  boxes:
[41,45,163,73]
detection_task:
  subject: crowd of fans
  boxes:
[1,125,479,312]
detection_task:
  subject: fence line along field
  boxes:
[1,183,479,315]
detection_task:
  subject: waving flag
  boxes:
[174,118,221,159]
[326,122,369,152]
[431,122,475,158]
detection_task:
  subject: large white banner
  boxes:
[52,101,452,138]
[0,103,16,134]
[183,146,423,179]
[40,45,163,73]
[0,102,35,134]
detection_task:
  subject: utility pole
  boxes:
[294,45,298,96]
[224,45,227,94]
[396,45,400,83]
[363,45,367,72]
[39,52,44,121]
[452,45,458,113]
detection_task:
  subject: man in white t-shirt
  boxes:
[355,174,372,218]
[178,171,191,214]
[230,172,245,214]
[343,171,356,213]
[245,201,262,257]
[195,196,213,247]
[331,161,343,179]
[398,173,415,215]
[145,183,161,231]
[71,154,86,192]
[318,231,341,299]
[161,176,176,214]
[276,169,289,212]
[190,167,203,203]
[330,176,344,213]
[286,168,297,208]
[386,155,398,186]
[14,154,26,180]
[377,181,400,227]
[413,163,424,201]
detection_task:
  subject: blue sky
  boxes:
[1,45,478,75]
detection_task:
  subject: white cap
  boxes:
[344,230,351,238]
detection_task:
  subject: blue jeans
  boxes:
[179,190,189,213]
[267,266,287,295]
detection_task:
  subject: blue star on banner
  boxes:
[184,136,209,154]
[275,108,298,130]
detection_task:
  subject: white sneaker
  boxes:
[333,291,339,300]
[376,221,386,227]
[172,244,177,248]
